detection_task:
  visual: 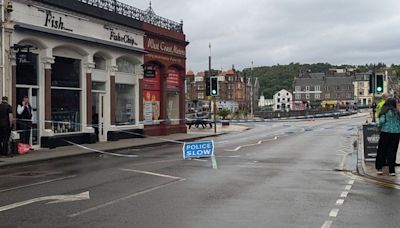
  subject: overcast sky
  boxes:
[121,0,400,72]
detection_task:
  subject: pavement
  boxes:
[0,124,248,168]
[356,121,400,187]
[1,115,400,227]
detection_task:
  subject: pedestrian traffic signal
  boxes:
[376,74,384,94]
[210,77,219,96]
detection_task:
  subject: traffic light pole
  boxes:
[372,69,376,123]
[209,43,217,134]
[214,96,217,134]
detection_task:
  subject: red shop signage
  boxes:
[143,66,161,91]
[167,68,180,91]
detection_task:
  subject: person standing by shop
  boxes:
[0,97,13,156]
[17,96,32,145]
[376,98,400,176]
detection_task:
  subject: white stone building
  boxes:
[258,95,274,108]
[273,89,293,112]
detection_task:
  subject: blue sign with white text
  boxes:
[183,141,215,159]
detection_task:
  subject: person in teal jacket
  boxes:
[376,98,400,176]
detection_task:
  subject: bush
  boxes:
[217,109,231,120]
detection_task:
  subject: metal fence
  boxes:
[254,110,355,119]
[78,0,183,32]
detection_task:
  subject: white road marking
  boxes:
[340,192,349,198]
[120,169,182,180]
[68,179,184,218]
[225,146,241,152]
[0,175,77,193]
[224,136,278,152]
[345,185,352,191]
[348,180,355,185]
[0,191,90,213]
[329,208,340,217]
[192,158,209,162]
[215,140,229,144]
[217,155,241,158]
[321,221,333,228]
[336,199,345,206]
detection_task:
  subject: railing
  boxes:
[78,0,183,33]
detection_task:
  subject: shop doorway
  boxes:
[16,87,40,147]
[92,93,106,142]
[92,81,106,142]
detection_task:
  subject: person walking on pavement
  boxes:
[17,96,33,145]
[0,96,13,156]
[376,98,400,176]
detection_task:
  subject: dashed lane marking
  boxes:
[345,185,353,191]
[224,136,278,152]
[329,208,340,217]
[336,199,345,206]
[321,221,333,228]
[120,169,182,180]
[340,191,349,198]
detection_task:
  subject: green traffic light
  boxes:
[377,87,383,92]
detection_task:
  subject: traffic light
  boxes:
[369,73,385,94]
[210,77,219,96]
[376,74,384,94]
[369,74,373,94]
[205,77,211,96]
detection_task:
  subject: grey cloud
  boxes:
[121,0,400,71]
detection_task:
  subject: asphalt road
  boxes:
[0,116,399,228]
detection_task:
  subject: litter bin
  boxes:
[363,124,380,161]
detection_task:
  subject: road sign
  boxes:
[363,124,379,161]
[183,140,214,159]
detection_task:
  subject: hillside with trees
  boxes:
[242,62,393,99]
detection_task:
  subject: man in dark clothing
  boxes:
[17,96,32,144]
[0,96,13,156]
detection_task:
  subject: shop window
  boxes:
[115,84,135,125]
[52,56,81,88]
[16,53,38,85]
[94,54,107,70]
[51,56,81,133]
[17,54,38,85]
[117,57,135,74]
[167,92,180,124]
[51,89,81,133]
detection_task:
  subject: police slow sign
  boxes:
[183,141,214,159]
